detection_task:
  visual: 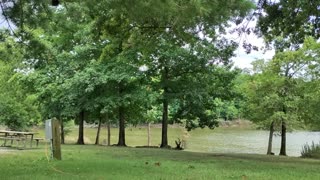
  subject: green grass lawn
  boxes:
[1,145,320,180]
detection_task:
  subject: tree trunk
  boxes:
[60,117,65,144]
[95,116,102,145]
[267,121,274,155]
[117,81,126,146]
[160,97,169,148]
[161,67,169,148]
[148,122,151,146]
[77,111,85,145]
[279,120,287,156]
[117,106,126,146]
[279,78,289,156]
[107,120,111,146]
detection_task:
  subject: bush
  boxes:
[301,141,320,159]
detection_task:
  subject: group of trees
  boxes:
[0,34,41,130]
[241,0,320,155]
[0,0,253,147]
[0,0,320,156]
[242,37,320,155]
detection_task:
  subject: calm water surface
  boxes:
[186,129,320,157]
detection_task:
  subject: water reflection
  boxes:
[186,129,320,157]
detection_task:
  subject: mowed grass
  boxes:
[1,145,320,180]
[1,126,320,180]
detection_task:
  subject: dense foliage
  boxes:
[1,1,320,154]
[0,0,253,146]
[257,0,320,49]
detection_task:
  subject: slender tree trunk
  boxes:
[267,121,274,155]
[95,116,102,145]
[77,111,85,145]
[60,117,65,144]
[279,120,287,156]
[107,120,111,146]
[148,122,151,146]
[117,82,126,146]
[161,67,169,148]
[279,76,289,156]
[117,106,126,146]
[161,97,169,148]
[280,102,287,156]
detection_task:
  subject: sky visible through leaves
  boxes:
[0,6,274,69]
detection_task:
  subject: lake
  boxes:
[185,128,320,157]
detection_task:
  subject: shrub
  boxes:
[301,141,320,159]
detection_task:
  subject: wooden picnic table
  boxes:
[0,130,38,148]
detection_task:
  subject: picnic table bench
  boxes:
[0,130,38,148]
[33,138,44,147]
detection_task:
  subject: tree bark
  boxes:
[95,116,102,145]
[279,76,289,156]
[117,106,126,146]
[77,110,85,145]
[107,120,111,146]
[148,122,151,146]
[160,97,169,148]
[267,121,274,155]
[117,82,126,146]
[161,67,169,148]
[60,117,65,144]
[279,120,287,156]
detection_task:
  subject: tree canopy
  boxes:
[257,0,320,49]
[3,1,320,156]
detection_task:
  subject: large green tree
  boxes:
[244,60,301,156]
[144,39,240,146]
[0,31,40,130]
[252,0,320,155]
[244,37,320,155]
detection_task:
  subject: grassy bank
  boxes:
[1,145,320,180]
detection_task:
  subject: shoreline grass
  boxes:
[1,145,320,180]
